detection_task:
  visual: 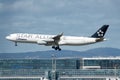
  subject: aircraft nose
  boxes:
[6,36,10,40]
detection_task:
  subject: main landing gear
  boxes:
[52,46,61,51]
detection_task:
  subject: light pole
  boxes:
[51,53,57,80]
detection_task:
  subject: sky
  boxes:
[0,0,120,53]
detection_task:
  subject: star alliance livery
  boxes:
[6,25,109,51]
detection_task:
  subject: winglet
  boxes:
[91,25,109,38]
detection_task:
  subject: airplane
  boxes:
[6,25,109,51]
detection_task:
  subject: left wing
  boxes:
[37,33,63,51]
[44,32,63,44]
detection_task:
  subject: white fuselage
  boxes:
[5,25,109,50]
[6,33,102,46]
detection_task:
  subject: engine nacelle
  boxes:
[37,40,46,45]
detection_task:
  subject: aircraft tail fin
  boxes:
[91,25,109,38]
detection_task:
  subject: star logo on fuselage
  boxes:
[97,30,104,37]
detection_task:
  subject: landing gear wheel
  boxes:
[52,46,61,51]
[58,48,61,51]
[56,46,61,51]
[54,47,57,50]
[52,46,55,49]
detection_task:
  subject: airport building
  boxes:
[0,57,120,80]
